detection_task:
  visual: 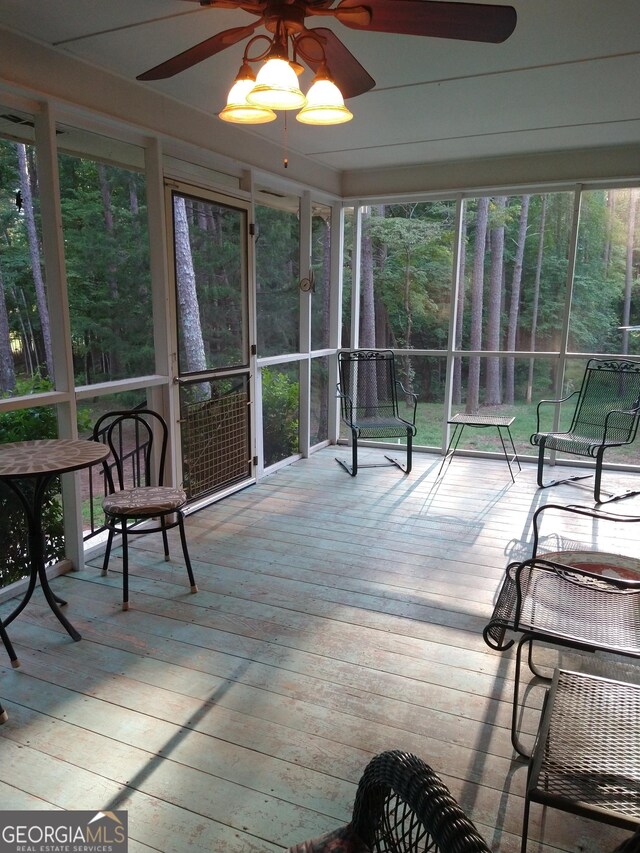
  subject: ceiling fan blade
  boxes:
[197,0,265,11]
[307,4,372,27]
[337,0,517,43]
[295,28,375,99]
[136,23,259,80]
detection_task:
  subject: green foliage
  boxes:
[59,154,154,384]
[0,376,64,586]
[261,367,299,465]
[364,202,456,352]
[255,204,300,357]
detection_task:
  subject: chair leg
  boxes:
[520,773,533,853]
[0,618,19,668]
[384,431,412,474]
[0,701,7,724]
[336,431,358,476]
[593,450,640,504]
[511,635,530,757]
[511,635,553,758]
[178,513,198,594]
[102,528,114,577]
[160,516,170,562]
[121,523,129,611]
[536,441,591,490]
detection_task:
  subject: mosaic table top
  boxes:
[0,438,109,478]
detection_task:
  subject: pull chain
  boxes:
[283,112,288,168]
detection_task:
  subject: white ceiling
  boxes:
[0,0,639,175]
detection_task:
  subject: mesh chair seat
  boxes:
[351,415,415,438]
[485,560,640,654]
[531,431,621,457]
[103,486,187,516]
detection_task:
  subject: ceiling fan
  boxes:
[137,0,516,97]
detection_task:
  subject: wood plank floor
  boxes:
[2,447,640,853]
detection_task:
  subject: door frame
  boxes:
[164,179,257,506]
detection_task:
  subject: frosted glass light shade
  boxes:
[296,78,353,125]
[247,58,306,110]
[219,77,277,124]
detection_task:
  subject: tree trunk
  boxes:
[622,188,639,355]
[0,265,15,392]
[17,143,53,379]
[603,190,614,278]
[360,209,376,347]
[527,194,547,402]
[12,286,35,377]
[505,195,530,403]
[97,163,120,377]
[173,196,209,399]
[486,196,506,406]
[128,175,140,221]
[467,197,490,414]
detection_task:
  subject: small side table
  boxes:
[439,413,521,482]
[521,669,640,853]
[0,438,110,666]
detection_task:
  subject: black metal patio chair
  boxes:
[531,358,640,503]
[483,503,640,757]
[92,409,198,611]
[336,350,417,477]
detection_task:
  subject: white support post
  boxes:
[328,203,344,444]
[34,103,83,568]
[299,191,312,458]
[145,138,176,484]
[442,194,465,452]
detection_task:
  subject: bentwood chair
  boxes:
[93,409,198,611]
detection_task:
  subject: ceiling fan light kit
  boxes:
[247,56,307,110]
[219,61,278,122]
[296,73,353,124]
[137,0,517,129]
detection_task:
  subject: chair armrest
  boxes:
[336,383,354,424]
[601,404,640,444]
[482,561,522,651]
[534,389,580,434]
[395,381,418,425]
[532,502,640,558]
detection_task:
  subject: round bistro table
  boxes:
[0,438,110,665]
